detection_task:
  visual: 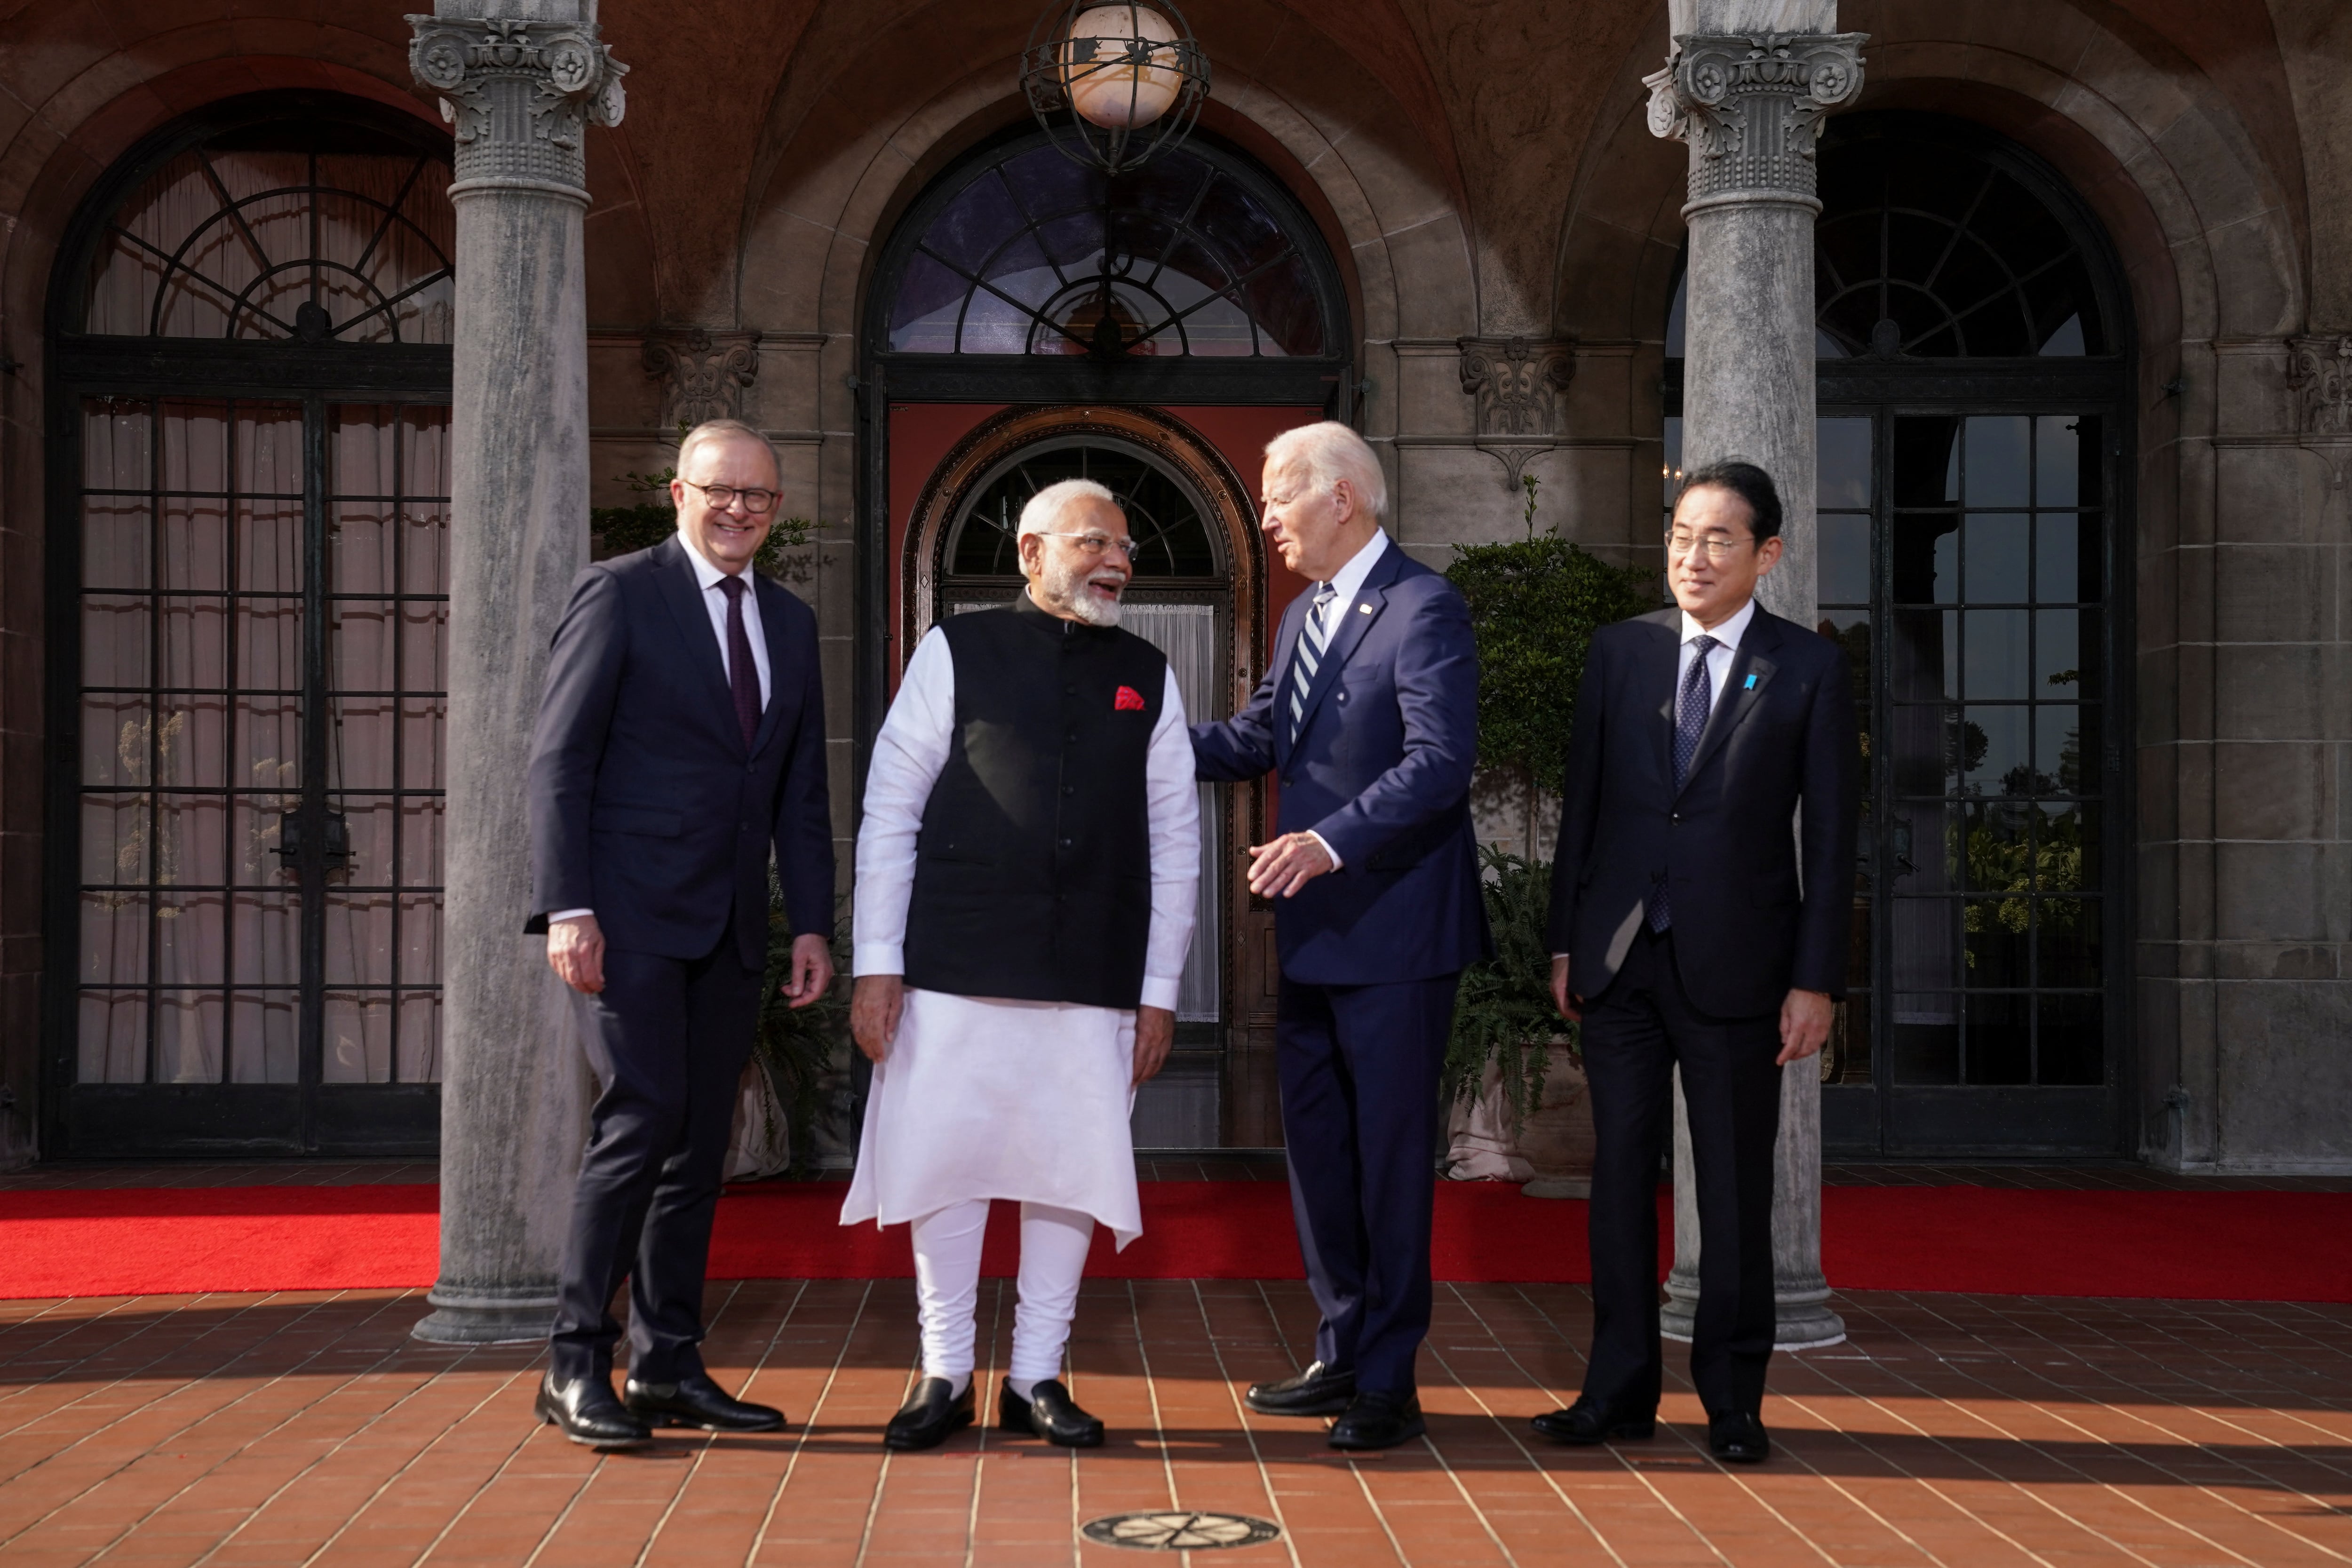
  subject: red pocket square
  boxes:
[1114,685,1147,712]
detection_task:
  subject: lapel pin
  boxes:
[1744,673,1757,689]
[1359,604,1372,614]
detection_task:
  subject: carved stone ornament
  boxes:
[643,330,763,430]
[1458,336,1575,489]
[407,15,628,198]
[2286,335,2352,436]
[1644,32,1867,206]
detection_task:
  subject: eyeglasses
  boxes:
[1664,530,1755,561]
[1034,530,1142,561]
[680,479,780,515]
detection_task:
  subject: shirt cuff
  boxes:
[548,908,594,924]
[1139,975,1181,1011]
[852,942,905,978]
[1306,829,1342,871]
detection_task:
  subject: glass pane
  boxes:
[85,495,151,589]
[1962,705,2027,792]
[238,501,304,595]
[85,696,150,786]
[83,794,148,886]
[329,697,395,789]
[1887,610,1955,700]
[1819,515,1870,606]
[402,700,446,789]
[154,990,225,1084]
[241,699,302,796]
[1889,896,1962,992]
[401,799,444,887]
[331,600,397,692]
[1241,253,1322,357]
[397,992,442,1083]
[1963,896,2028,987]
[85,399,152,491]
[333,503,396,595]
[228,992,300,1084]
[155,796,226,888]
[161,496,229,592]
[2037,898,2100,987]
[1892,417,1958,506]
[81,893,149,985]
[82,596,150,689]
[2036,704,2094,791]
[2034,514,2079,603]
[238,597,302,692]
[1891,514,1957,603]
[322,993,392,1084]
[1820,610,1871,703]
[2037,993,2102,1085]
[1889,993,1959,1083]
[2035,414,2080,506]
[2037,802,2098,892]
[403,504,450,595]
[232,796,290,883]
[1819,418,1871,509]
[324,894,393,986]
[401,602,448,691]
[1963,514,2027,602]
[1962,610,2030,699]
[342,795,396,884]
[159,597,229,691]
[154,699,226,788]
[400,893,441,984]
[79,991,146,1083]
[232,892,300,986]
[1885,706,1956,796]
[1963,993,2031,1084]
[1960,801,2030,895]
[237,404,305,494]
[162,400,229,493]
[1827,990,1872,1085]
[155,891,225,985]
[1964,416,2030,507]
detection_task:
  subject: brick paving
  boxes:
[3,1271,2348,1567]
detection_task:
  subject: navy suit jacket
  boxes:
[1191,542,1489,985]
[525,535,834,971]
[1545,605,1859,1019]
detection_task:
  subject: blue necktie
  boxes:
[1648,634,1718,933]
[1287,582,1338,744]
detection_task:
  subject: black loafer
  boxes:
[884,1376,976,1451]
[625,1372,786,1433]
[1245,1359,1356,1417]
[1328,1388,1425,1450]
[1000,1378,1105,1448]
[536,1372,653,1450]
[1708,1410,1770,1464]
[1530,1398,1656,1445]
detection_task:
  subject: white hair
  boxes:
[676,418,781,487]
[1017,477,1119,535]
[1264,421,1387,520]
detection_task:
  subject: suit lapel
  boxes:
[652,535,744,753]
[1288,546,1399,748]
[1271,592,1311,772]
[1678,608,1782,794]
[1637,611,1679,790]
[748,574,791,757]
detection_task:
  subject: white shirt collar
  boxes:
[678,529,748,593]
[1321,527,1389,608]
[1680,595,1756,652]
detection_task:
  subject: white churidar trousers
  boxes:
[911,1198,1095,1399]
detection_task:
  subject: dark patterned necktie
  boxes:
[718,575,761,748]
[1287,582,1339,745]
[1647,633,1719,933]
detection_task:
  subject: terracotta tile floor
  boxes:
[3,1274,2348,1567]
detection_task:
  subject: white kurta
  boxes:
[840,622,1200,1248]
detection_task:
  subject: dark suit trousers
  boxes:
[1277,971,1460,1395]
[550,922,765,1385]
[1580,927,1782,1418]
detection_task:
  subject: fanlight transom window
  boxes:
[887,143,1326,359]
[85,125,454,344]
[944,441,1221,578]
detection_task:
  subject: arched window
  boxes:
[884,141,1328,359]
[943,439,1222,579]
[1664,112,2130,1157]
[48,95,454,1159]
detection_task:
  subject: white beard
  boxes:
[1036,557,1124,627]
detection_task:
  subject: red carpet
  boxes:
[3,1180,2347,1303]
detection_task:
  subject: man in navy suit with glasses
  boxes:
[1190,421,1487,1451]
[526,419,835,1449]
[1536,459,1859,1465]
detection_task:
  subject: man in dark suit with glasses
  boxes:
[1536,459,1859,1465]
[526,419,835,1448]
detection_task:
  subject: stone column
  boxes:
[1646,2,1860,1353]
[407,7,627,1345]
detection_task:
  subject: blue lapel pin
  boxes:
[1744,673,1757,690]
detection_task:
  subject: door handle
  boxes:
[276,810,353,871]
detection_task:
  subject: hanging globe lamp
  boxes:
[1021,0,1209,174]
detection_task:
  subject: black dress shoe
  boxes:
[536,1372,653,1450]
[1708,1410,1770,1464]
[1328,1388,1425,1451]
[624,1373,786,1433]
[884,1376,976,1451]
[1245,1360,1356,1417]
[999,1378,1105,1448]
[1530,1397,1657,1445]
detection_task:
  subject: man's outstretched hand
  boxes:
[1246,832,1334,898]
[851,974,904,1065]
[547,914,605,995]
[782,932,834,1009]
[1133,1005,1175,1087]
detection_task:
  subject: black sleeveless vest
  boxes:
[902,593,1170,1008]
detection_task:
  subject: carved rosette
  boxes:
[1644,32,1866,207]
[407,15,628,199]
[1458,336,1575,488]
[2286,335,2352,436]
[642,330,763,430]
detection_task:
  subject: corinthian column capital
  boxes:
[1643,32,1866,211]
[408,14,629,202]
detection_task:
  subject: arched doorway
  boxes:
[863,130,1352,1148]
[1667,111,2133,1157]
[44,93,454,1157]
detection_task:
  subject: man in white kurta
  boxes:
[843,478,1198,1451]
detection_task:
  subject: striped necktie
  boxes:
[1287,582,1339,744]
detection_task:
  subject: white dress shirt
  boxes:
[852,622,1201,1012]
[1297,527,1389,871]
[546,533,774,926]
[1679,595,1756,708]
